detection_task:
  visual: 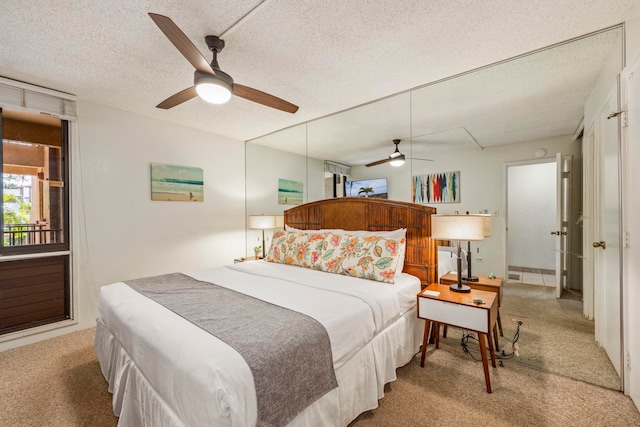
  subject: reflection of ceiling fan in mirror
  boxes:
[365,139,433,167]
[148,13,299,113]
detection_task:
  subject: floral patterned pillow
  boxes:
[265,230,326,269]
[317,232,404,283]
[266,229,405,283]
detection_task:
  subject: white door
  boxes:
[620,50,639,398]
[593,85,622,377]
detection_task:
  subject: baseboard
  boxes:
[508,265,555,275]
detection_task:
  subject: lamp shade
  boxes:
[248,215,278,230]
[473,214,492,237]
[431,214,485,241]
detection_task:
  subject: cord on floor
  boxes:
[460,320,523,363]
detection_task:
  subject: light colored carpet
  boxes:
[0,328,117,427]
[501,281,620,389]
[435,280,620,390]
[1,325,638,426]
[351,350,639,426]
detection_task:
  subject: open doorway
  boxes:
[506,161,558,286]
[502,157,619,389]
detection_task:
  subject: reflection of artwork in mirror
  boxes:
[412,171,460,204]
[278,178,303,205]
[345,178,388,199]
[150,163,204,202]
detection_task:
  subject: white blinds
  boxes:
[0,77,77,121]
[324,160,351,176]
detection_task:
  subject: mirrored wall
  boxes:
[245,25,624,387]
[246,26,622,223]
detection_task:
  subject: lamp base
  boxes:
[462,275,479,282]
[449,283,471,293]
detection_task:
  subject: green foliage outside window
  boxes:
[3,193,32,245]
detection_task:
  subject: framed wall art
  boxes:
[278,178,303,205]
[150,163,204,202]
[412,171,460,204]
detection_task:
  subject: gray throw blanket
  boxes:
[126,273,337,427]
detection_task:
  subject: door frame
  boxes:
[582,123,596,320]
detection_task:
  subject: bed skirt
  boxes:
[95,307,424,427]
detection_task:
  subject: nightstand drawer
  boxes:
[418,297,489,333]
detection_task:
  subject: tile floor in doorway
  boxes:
[507,269,556,286]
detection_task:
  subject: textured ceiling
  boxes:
[0,1,635,159]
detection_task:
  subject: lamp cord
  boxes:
[459,320,522,361]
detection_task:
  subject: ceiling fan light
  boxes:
[390,154,405,167]
[196,81,232,104]
[194,72,232,104]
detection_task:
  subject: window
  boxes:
[1,108,71,334]
[0,80,75,334]
[1,108,69,254]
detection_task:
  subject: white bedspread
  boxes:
[95,261,422,427]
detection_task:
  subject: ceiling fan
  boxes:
[365,139,433,167]
[148,13,299,113]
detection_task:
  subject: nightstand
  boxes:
[440,273,504,336]
[418,284,498,393]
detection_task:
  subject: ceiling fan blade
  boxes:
[148,13,215,75]
[234,84,299,113]
[156,86,198,109]
[407,157,434,162]
[365,158,392,167]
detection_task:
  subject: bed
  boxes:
[95,197,438,427]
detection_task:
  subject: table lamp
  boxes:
[248,214,284,258]
[463,213,492,282]
[431,213,486,293]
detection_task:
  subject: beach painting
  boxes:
[151,163,204,202]
[278,178,303,205]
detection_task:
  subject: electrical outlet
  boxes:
[509,315,528,328]
[475,256,484,263]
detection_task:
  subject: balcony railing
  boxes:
[3,223,62,246]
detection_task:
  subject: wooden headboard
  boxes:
[284,197,437,286]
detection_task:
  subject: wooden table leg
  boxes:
[478,333,492,393]
[497,309,504,336]
[435,322,440,349]
[420,319,432,367]
[493,323,500,350]
[488,328,497,368]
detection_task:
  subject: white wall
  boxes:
[74,102,246,328]
[0,102,246,351]
[351,135,581,279]
[507,162,556,270]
